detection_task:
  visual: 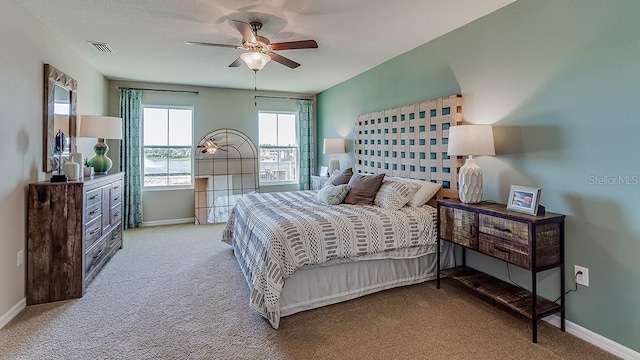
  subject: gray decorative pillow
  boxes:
[329,167,353,186]
[315,183,351,205]
[374,178,421,210]
[342,173,385,205]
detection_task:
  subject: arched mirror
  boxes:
[44,64,77,172]
[194,129,259,224]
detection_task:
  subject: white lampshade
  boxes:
[447,125,495,204]
[447,125,495,156]
[79,115,123,139]
[323,138,346,175]
[240,52,271,71]
[323,138,346,155]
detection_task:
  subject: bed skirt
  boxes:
[279,242,455,317]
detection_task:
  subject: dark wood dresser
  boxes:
[27,172,124,305]
[436,199,565,343]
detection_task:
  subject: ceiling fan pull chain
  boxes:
[254,70,258,106]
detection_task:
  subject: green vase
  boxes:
[91,138,113,174]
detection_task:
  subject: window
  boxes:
[142,106,193,188]
[258,112,298,184]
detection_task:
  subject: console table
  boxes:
[436,199,565,343]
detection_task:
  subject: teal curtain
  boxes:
[298,100,315,190]
[118,89,144,229]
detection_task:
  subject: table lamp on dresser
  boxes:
[79,115,123,174]
[447,125,495,203]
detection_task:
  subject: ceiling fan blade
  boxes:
[231,20,256,44]
[186,41,240,49]
[229,57,242,67]
[271,40,318,51]
[268,52,300,69]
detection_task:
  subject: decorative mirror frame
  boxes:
[194,128,259,224]
[43,64,77,172]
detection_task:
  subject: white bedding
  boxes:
[222,190,439,328]
[207,194,244,223]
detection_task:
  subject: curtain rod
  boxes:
[254,95,314,101]
[117,86,199,95]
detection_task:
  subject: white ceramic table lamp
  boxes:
[323,138,346,175]
[447,125,495,203]
[79,115,123,174]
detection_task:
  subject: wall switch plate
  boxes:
[17,250,24,267]
[575,265,589,287]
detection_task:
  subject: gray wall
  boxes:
[108,80,314,224]
[0,0,108,321]
[317,0,640,352]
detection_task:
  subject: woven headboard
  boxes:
[354,94,462,200]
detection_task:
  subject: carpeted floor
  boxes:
[0,224,617,360]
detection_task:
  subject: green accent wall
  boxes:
[317,0,640,352]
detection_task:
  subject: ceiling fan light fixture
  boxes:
[240,52,271,71]
[205,147,218,155]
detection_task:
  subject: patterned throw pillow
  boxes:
[394,178,442,207]
[374,178,421,210]
[315,183,351,205]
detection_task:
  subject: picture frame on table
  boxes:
[506,185,542,215]
[319,166,329,177]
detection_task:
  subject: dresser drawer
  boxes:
[111,181,123,204]
[85,188,102,208]
[85,238,107,276]
[85,202,102,224]
[111,203,122,225]
[108,227,122,250]
[440,206,478,249]
[479,233,530,269]
[84,218,102,248]
[479,214,529,245]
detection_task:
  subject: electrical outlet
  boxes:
[574,265,589,287]
[17,250,24,267]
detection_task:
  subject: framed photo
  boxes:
[506,185,541,215]
[319,166,329,177]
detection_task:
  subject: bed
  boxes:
[222,94,463,328]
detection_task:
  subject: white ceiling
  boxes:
[16,0,515,94]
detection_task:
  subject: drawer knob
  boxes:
[89,209,98,215]
[89,229,99,235]
[93,250,103,259]
[493,225,512,233]
[89,195,99,200]
[494,245,512,254]
[114,212,121,216]
[113,196,120,201]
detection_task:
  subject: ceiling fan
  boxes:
[186,20,318,71]
[197,138,230,154]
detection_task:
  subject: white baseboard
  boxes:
[544,315,640,359]
[142,218,194,227]
[0,298,26,329]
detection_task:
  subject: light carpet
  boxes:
[0,224,617,359]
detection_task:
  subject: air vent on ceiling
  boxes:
[87,41,114,53]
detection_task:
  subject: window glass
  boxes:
[258,112,298,184]
[142,106,193,188]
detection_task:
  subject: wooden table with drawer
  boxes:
[27,172,124,305]
[435,199,566,343]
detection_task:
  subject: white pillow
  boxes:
[316,183,351,205]
[374,178,420,210]
[392,177,442,207]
